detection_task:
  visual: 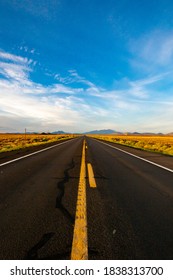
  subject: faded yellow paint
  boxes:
[71,140,88,260]
[87,163,97,188]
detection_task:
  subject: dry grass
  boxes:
[0,133,78,153]
[90,134,173,156]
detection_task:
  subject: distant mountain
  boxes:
[127,132,164,135]
[51,131,67,134]
[84,129,121,134]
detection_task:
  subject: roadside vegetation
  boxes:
[0,134,78,153]
[90,134,173,156]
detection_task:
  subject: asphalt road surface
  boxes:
[0,136,173,260]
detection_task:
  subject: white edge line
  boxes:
[0,138,76,167]
[94,139,173,173]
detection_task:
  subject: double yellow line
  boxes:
[71,140,96,260]
[71,140,88,260]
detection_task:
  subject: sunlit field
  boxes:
[90,134,173,156]
[0,134,78,153]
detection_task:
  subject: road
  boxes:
[0,136,173,260]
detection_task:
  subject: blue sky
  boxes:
[0,0,173,133]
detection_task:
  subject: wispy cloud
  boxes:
[4,0,61,20]
[0,50,28,64]
[19,46,37,55]
[0,50,110,132]
[0,49,172,133]
[0,50,81,95]
[129,30,173,72]
[54,69,102,92]
[140,31,173,66]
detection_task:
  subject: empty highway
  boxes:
[0,136,173,260]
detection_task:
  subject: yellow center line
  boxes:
[71,140,88,260]
[87,163,97,188]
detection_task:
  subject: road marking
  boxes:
[95,139,173,173]
[71,140,88,260]
[0,138,76,167]
[87,163,97,188]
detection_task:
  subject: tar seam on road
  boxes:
[87,163,97,188]
[71,140,88,260]
[0,138,76,167]
[96,139,173,173]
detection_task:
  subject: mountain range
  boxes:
[84,129,119,134]
[51,129,173,135]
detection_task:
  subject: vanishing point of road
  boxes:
[0,136,173,260]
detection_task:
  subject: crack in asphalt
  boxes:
[25,158,78,260]
[56,158,76,223]
[25,232,55,259]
